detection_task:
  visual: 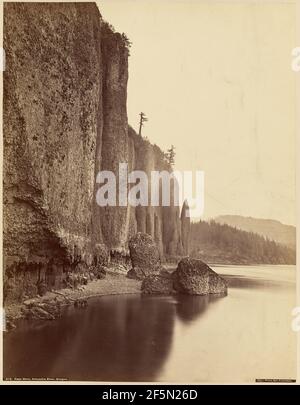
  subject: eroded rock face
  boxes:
[99,24,129,250]
[3,2,105,301]
[128,233,161,279]
[127,127,184,259]
[181,200,191,256]
[3,3,189,303]
[109,248,131,274]
[173,258,227,295]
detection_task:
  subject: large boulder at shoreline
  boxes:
[209,270,227,294]
[128,233,161,280]
[141,274,175,295]
[173,257,227,295]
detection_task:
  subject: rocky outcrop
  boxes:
[3,2,189,303]
[3,2,106,303]
[173,258,227,295]
[141,258,227,296]
[127,127,184,258]
[128,233,161,280]
[141,274,175,295]
[99,23,130,249]
[181,200,190,255]
[110,248,131,274]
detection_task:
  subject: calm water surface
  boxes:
[4,265,297,382]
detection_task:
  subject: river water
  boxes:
[3,265,297,383]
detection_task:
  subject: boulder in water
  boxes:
[173,257,227,295]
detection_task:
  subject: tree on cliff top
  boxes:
[138,112,148,136]
[101,21,132,54]
[165,145,176,166]
[121,33,132,53]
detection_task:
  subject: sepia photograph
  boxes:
[1,0,299,385]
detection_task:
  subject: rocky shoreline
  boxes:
[5,233,228,332]
[5,270,142,331]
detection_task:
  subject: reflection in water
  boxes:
[4,265,297,382]
[4,295,176,381]
[223,274,284,290]
[176,294,224,324]
[2,293,227,381]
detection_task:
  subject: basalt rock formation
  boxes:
[141,258,227,296]
[173,258,227,295]
[3,2,190,303]
[127,233,161,280]
[181,200,190,256]
[141,274,175,295]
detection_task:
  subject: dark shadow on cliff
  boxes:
[4,295,176,382]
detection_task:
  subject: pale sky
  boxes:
[97,0,297,225]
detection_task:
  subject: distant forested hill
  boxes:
[215,215,296,249]
[190,220,296,265]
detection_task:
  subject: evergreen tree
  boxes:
[165,145,176,166]
[189,219,295,265]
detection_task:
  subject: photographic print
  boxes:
[1,0,299,384]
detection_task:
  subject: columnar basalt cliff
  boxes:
[3,2,190,303]
[181,200,191,256]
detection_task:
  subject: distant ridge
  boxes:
[215,215,296,249]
